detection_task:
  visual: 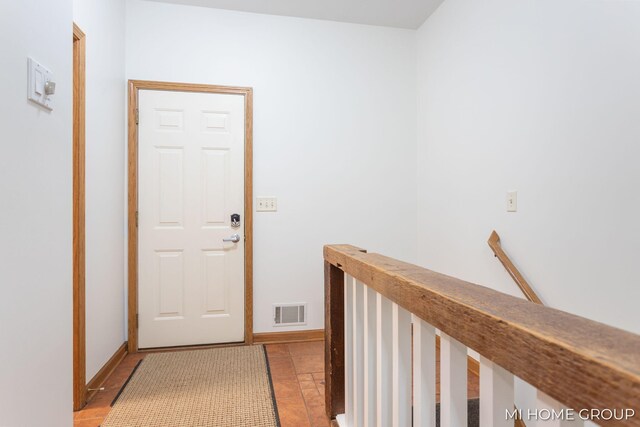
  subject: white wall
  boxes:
[0,1,74,426]
[416,0,640,334]
[126,0,418,332]
[73,0,127,381]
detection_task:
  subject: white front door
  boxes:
[138,89,245,349]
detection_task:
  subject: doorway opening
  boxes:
[127,81,254,352]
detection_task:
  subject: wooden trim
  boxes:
[488,230,543,304]
[253,329,325,344]
[324,244,640,426]
[127,80,252,95]
[127,80,137,353]
[85,342,127,402]
[72,23,86,412]
[324,261,346,421]
[73,23,85,40]
[244,88,254,345]
[127,80,254,352]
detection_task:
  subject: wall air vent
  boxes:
[273,303,307,326]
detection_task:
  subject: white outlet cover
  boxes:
[507,191,517,212]
[27,58,53,110]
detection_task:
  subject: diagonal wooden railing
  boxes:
[324,244,640,426]
[488,230,542,304]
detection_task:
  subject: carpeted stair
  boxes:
[415,398,480,427]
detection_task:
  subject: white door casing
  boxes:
[138,89,245,348]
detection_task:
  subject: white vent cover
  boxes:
[273,303,307,326]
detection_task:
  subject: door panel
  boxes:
[157,250,184,318]
[138,89,245,349]
[157,148,184,226]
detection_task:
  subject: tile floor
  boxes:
[73,340,479,426]
[73,352,145,427]
[265,341,329,427]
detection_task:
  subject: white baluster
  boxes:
[345,274,354,427]
[392,303,411,427]
[412,315,437,427]
[515,377,537,426]
[536,391,584,426]
[353,281,365,427]
[363,286,377,426]
[480,356,514,427]
[376,294,393,427]
[440,333,468,427]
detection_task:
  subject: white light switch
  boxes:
[256,197,277,212]
[507,191,517,212]
[35,69,44,95]
[27,58,54,110]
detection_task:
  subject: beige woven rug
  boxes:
[102,346,279,427]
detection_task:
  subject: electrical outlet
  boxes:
[256,197,277,212]
[507,191,517,212]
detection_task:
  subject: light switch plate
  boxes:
[27,58,53,110]
[507,191,517,212]
[256,197,277,212]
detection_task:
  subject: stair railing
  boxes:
[324,244,640,427]
[487,230,542,305]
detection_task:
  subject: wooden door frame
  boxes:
[73,23,87,411]
[127,80,254,353]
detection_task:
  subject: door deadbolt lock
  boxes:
[231,213,240,228]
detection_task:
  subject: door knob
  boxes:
[223,234,241,243]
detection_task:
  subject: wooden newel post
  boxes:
[324,260,345,421]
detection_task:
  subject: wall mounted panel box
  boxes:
[27,58,55,110]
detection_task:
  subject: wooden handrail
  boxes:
[324,244,640,426]
[488,230,543,304]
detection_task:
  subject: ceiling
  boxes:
[147,0,444,29]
